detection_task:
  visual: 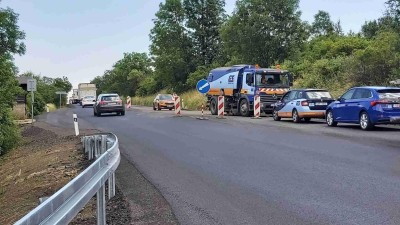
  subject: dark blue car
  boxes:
[326,86,400,130]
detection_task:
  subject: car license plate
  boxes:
[316,102,327,105]
[394,104,400,108]
[108,102,117,105]
[309,103,315,107]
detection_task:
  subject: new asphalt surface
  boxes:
[39,105,400,225]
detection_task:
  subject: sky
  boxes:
[2,0,387,94]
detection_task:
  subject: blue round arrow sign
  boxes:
[196,79,210,94]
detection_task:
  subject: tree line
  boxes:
[92,0,400,97]
[0,4,72,156]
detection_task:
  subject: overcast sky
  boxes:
[3,0,387,91]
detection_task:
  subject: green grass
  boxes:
[133,89,207,111]
[46,103,57,112]
[180,90,207,110]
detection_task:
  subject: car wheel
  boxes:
[153,103,156,111]
[98,112,102,117]
[157,104,161,111]
[272,109,281,121]
[210,98,217,115]
[304,118,311,122]
[360,111,374,130]
[292,109,301,123]
[239,99,250,117]
[326,110,337,127]
[94,110,97,116]
[82,105,85,108]
[121,111,125,116]
[169,108,172,111]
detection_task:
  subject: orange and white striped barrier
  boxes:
[252,95,261,119]
[174,96,181,116]
[126,96,131,109]
[217,96,225,119]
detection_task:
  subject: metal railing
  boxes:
[14,133,121,225]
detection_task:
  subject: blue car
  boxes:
[326,86,400,130]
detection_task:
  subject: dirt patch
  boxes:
[0,124,132,225]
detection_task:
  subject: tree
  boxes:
[91,52,153,97]
[0,7,26,57]
[311,10,335,36]
[386,0,400,21]
[183,0,226,65]
[220,0,308,67]
[0,5,25,155]
[149,0,195,92]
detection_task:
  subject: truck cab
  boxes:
[206,65,292,116]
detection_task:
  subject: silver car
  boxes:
[93,93,125,116]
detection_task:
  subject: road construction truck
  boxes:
[206,64,293,116]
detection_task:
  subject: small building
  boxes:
[13,76,29,119]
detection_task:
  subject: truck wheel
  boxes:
[210,98,217,115]
[239,99,250,117]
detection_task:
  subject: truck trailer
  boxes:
[70,89,79,104]
[206,64,293,116]
[77,83,97,105]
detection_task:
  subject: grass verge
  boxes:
[133,89,207,111]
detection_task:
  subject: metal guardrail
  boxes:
[14,133,121,225]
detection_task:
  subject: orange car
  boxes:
[153,94,175,110]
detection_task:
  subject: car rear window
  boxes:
[377,89,400,100]
[305,91,332,99]
[101,95,120,101]
[159,95,173,100]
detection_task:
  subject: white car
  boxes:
[82,96,96,108]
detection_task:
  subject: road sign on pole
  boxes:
[196,79,210,94]
[27,79,37,124]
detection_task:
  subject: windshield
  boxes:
[378,89,400,100]
[159,95,173,100]
[101,95,120,101]
[306,91,333,99]
[255,73,290,87]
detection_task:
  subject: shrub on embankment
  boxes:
[132,89,207,111]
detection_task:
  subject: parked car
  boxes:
[153,94,174,110]
[81,95,96,108]
[93,93,125,116]
[272,89,335,123]
[326,86,400,130]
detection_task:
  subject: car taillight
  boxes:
[100,101,106,105]
[370,100,388,106]
[301,101,309,106]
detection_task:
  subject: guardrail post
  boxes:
[96,184,106,225]
[101,135,107,154]
[108,172,116,200]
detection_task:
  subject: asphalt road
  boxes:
[39,105,400,225]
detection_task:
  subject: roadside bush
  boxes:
[26,92,46,116]
[0,108,20,156]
